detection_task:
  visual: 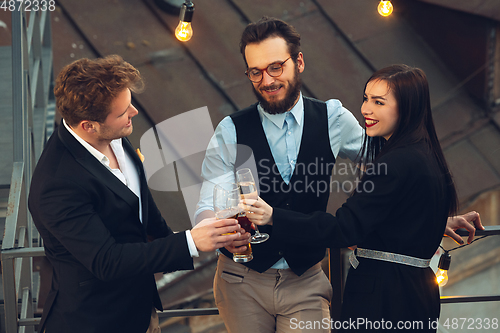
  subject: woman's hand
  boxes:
[445,211,483,245]
[241,197,273,226]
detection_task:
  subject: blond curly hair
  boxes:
[54,55,144,127]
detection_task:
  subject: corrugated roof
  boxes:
[418,0,500,22]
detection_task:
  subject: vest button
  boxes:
[278,251,284,256]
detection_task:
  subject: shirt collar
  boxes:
[257,92,304,129]
[63,119,122,167]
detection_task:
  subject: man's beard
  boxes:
[97,123,133,141]
[252,70,302,115]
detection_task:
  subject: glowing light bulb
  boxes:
[378,1,394,17]
[175,21,193,42]
[436,269,449,287]
[436,252,451,287]
[174,1,194,42]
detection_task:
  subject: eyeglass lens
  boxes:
[247,57,291,82]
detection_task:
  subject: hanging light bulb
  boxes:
[378,1,394,17]
[175,1,194,42]
[436,251,451,287]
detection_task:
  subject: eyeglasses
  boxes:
[245,56,292,83]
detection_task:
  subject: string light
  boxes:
[378,1,394,17]
[437,235,488,287]
[436,251,451,287]
[175,1,194,42]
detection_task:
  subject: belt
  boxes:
[349,248,431,269]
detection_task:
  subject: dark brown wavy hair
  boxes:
[240,16,301,67]
[54,55,144,127]
[358,64,458,216]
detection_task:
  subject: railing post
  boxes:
[2,4,47,331]
[2,162,25,333]
[4,6,27,332]
[11,0,25,167]
[2,257,18,333]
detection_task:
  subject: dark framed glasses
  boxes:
[245,56,292,83]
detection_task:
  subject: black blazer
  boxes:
[28,122,194,333]
[272,142,448,330]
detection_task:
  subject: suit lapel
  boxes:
[122,137,150,229]
[57,123,140,214]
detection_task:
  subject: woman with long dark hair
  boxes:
[244,64,458,331]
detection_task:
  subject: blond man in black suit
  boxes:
[28,55,245,333]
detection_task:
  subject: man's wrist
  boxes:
[185,230,199,257]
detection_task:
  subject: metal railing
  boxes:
[440,226,500,304]
[8,228,499,331]
[152,226,500,332]
[1,5,53,333]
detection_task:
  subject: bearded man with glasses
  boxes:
[195,16,482,333]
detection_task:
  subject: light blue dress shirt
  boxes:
[195,93,364,268]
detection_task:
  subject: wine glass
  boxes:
[213,182,241,220]
[213,182,253,262]
[235,168,270,244]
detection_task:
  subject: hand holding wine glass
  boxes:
[235,168,270,244]
[190,217,242,251]
[213,182,253,262]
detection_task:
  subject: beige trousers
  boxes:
[214,254,332,333]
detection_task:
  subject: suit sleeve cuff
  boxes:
[185,230,199,257]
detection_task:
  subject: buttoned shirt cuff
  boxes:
[185,230,199,257]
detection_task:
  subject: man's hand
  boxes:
[445,211,484,245]
[191,217,242,252]
[225,231,252,254]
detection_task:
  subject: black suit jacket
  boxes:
[273,142,447,329]
[28,122,194,333]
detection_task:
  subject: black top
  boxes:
[272,142,448,330]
